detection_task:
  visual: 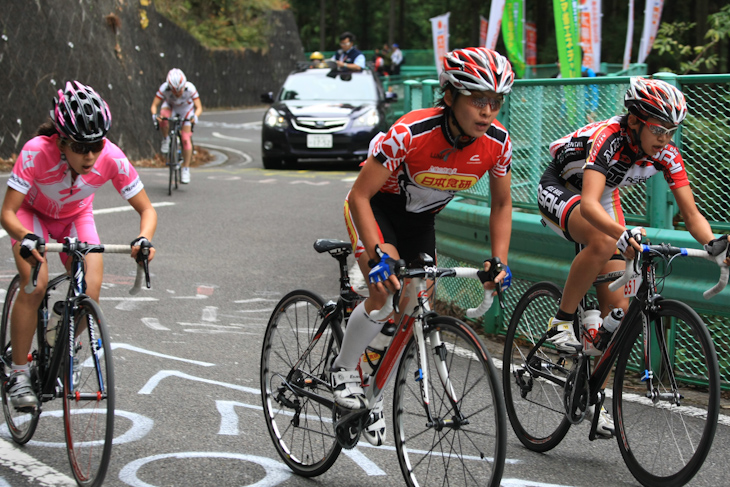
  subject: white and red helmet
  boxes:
[166,68,187,92]
[51,81,111,143]
[439,47,515,95]
[624,77,687,125]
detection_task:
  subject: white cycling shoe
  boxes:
[586,404,614,438]
[330,368,367,410]
[363,394,386,446]
[546,317,582,353]
[160,136,170,154]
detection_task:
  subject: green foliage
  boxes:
[654,5,730,74]
[155,0,289,49]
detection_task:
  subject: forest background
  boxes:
[157,0,730,75]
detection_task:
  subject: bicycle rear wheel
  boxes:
[393,316,506,487]
[503,281,572,452]
[260,290,342,477]
[63,297,114,487]
[613,299,720,487]
[0,275,41,444]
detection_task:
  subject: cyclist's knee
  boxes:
[181,130,193,150]
[586,233,618,258]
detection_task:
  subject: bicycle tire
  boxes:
[63,297,114,487]
[260,290,342,477]
[613,299,720,487]
[0,275,40,444]
[502,281,572,452]
[393,315,506,487]
[168,133,177,196]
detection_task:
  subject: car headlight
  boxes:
[353,108,379,128]
[264,107,288,129]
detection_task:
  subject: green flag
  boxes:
[553,0,581,78]
[502,0,525,78]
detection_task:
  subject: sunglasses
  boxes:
[67,140,105,155]
[639,118,678,138]
[463,93,504,111]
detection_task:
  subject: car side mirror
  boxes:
[260,92,274,104]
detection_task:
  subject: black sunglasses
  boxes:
[67,140,105,155]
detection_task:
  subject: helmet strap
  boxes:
[445,105,475,150]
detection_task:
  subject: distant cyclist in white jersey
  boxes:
[150,68,203,184]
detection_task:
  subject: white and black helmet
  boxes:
[439,47,514,95]
[624,77,687,125]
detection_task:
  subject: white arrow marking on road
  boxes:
[112,344,214,366]
[0,438,76,486]
[212,131,252,142]
[290,180,330,186]
[215,400,386,476]
[141,317,169,330]
[138,370,259,395]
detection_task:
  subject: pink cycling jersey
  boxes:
[8,134,144,220]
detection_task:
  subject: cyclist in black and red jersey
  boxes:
[537,77,730,436]
[331,47,515,446]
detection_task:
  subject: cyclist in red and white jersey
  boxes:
[150,68,203,184]
[537,77,729,435]
[1,81,158,410]
[331,47,515,446]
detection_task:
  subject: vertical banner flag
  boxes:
[623,0,635,70]
[526,22,537,66]
[486,0,505,50]
[579,0,601,72]
[430,13,450,74]
[480,16,489,48]
[638,0,664,63]
[502,0,525,78]
[554,0,581,78]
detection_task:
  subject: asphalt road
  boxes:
[0,108,726,487]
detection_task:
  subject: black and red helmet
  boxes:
[439,47,514,95]
[624,77,687,125]
[52,81,112,143]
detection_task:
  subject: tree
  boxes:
[653,5,730,74]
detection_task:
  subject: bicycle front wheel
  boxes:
[63,297,114,487]
[260,290,342,477]
[613,299,720,487]
[393,316,506,487]
[503,281,572,452]
[168,136,177,196]
[0,275,40,444]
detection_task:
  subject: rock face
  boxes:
[0,1,304,159]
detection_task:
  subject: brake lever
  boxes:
[392,260,406,315]
[136,242,152,289]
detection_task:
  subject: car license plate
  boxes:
[307,134,333,148]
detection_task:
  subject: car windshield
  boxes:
[279,70,378,102]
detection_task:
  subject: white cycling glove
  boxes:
[617,227,644,254]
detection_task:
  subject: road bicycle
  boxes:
[260,239,507,487]
[503,241,728,487]
[0,237,151,487]
[158,116,186,196]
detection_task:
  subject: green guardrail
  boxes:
[414,72,730,389]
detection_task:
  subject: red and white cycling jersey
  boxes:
[8,134,144,220]
[547,115,689,194]
[370,107,512,213]
[155,81,200,119]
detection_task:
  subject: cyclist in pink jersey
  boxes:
[151,68,203,184]
[331,47,515,446]
[0,81,158,410]
[537,77,729,436]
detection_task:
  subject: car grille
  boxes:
[292,117,349,134]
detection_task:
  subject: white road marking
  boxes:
[195,143,253,164]
[112,344,214,366]
[138,370,259,395]
[0,438,76,486]
[212,131,251,142]
[142,317,169,330]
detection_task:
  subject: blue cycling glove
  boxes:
[500,264,512,291]
[368,245,397,284]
